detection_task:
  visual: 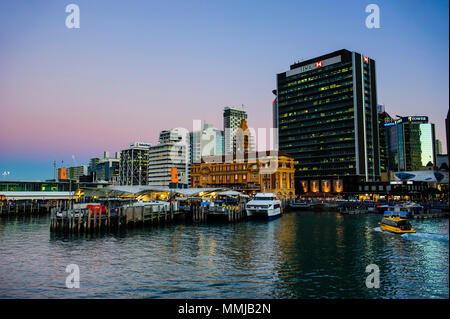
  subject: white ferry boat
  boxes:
[246,193,282,220]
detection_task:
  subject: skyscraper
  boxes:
[276,49,380,192]
[384,116,436,171]
[190,123,224,164]
[377,105,394,174]
[223,106,248,155]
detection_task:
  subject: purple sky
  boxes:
[0,0,448,180]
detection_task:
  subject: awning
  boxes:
[81,186,229,198]
[216,190,249,197]
[0,192,75,200]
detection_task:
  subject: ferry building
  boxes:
[191,151,296,200]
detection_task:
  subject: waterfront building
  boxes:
[119,142,151,186]
[148,129,190,187]
[276,49,381,193]
[57,165,88,181]
[89,152,120,184]
[190,122,224,164]
[191,151,296,199]
[384,116,436,172]
[223,106,254,155]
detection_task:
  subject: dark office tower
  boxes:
[377,105,394,174]
[276,49,380,192]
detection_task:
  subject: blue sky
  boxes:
[0,0,448,180]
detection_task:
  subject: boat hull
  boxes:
[379,223,416,234]
[247,208,282,220]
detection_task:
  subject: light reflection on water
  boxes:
[0,212,448,298]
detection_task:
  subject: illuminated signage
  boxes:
[171,168,179,183]
[394,116,428,125]
[130,142,152,148]
[286,55,342,77]
[407,116,427,122]
[383,122,395,127]
[60,167,67,180]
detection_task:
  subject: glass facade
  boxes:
[384,118,436,171]
[276,49,380,189]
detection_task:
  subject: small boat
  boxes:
[311,202,340,211]
[288,201,312,211]
[340,208,368,215]
[246,193,282,220]
[379,211,416,234]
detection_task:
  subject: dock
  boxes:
[0,201,58,216]
[50,201,248,233]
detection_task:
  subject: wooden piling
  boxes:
[164,206,167,222]
[157,206,160,223]
[78,209,82,233]
[88,209,91,232]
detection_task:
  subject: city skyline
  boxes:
[0,0,449,180]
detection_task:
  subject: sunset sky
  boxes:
[0,0,448,180]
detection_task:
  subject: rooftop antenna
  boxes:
[72,155,78,166]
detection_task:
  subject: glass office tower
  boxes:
[275,49,380,192]
[384,116,436,171]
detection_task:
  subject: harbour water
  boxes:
[0,211,448,299]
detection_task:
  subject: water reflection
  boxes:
[0,212,448,298]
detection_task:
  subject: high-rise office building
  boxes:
[384,116,436,171]
[276,49,380,192]
[89,151,120,184]
[377,105,394,174]
[119,142,151,185]
[190,123,224,164]
[148,128,190,187]
[223,106,248,155]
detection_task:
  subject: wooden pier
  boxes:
[411,210,449,220]
[191,202,247,223]
[50,201,248,233]
[0,201,58,216]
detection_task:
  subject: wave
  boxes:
[373,227,448,243]
[401,232,449,243]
